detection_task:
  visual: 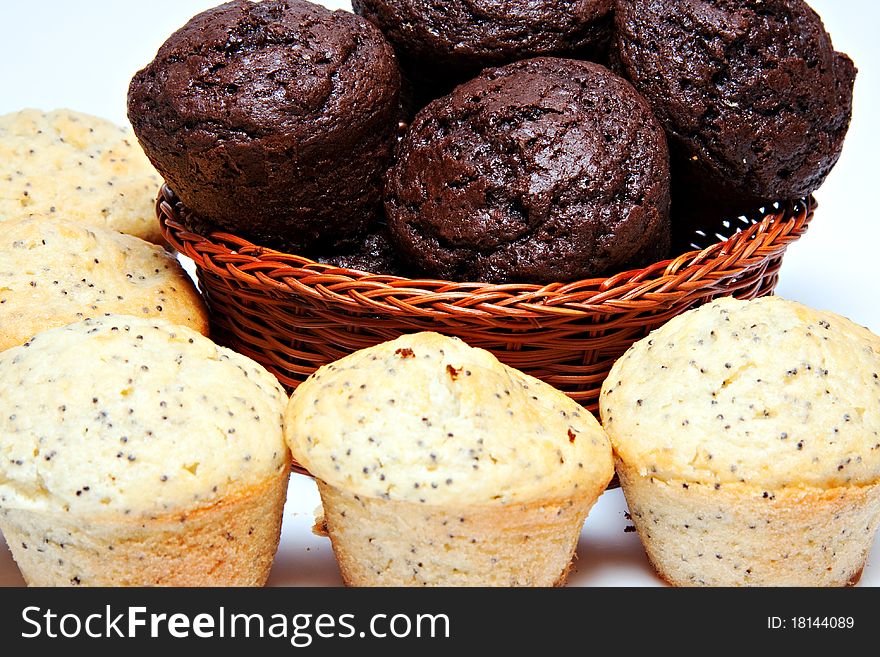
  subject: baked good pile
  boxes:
[125,0,854,283]
[1,0,876,587]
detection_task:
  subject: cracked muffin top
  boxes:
[353,0,613,101]
[385,57,671,283]
[127,0,400,252]
[615,0,856,209]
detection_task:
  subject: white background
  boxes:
[0,0,877,586]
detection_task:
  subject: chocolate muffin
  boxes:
[313,224,408,276]
[353,0,613,107]
[385,57,671,284]
[615,0,856,214]
[128,0,400,253]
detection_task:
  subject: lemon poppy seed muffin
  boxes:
[0,109,164,244]
[600,296,880,586]
[0,215,208,352]
[285,332,613,586]
[0,315,290,586]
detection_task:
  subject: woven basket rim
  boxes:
[159,186,813,317]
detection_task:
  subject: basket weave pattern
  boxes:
[159,186,813,411]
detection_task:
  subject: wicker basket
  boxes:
[159,185,813,412]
